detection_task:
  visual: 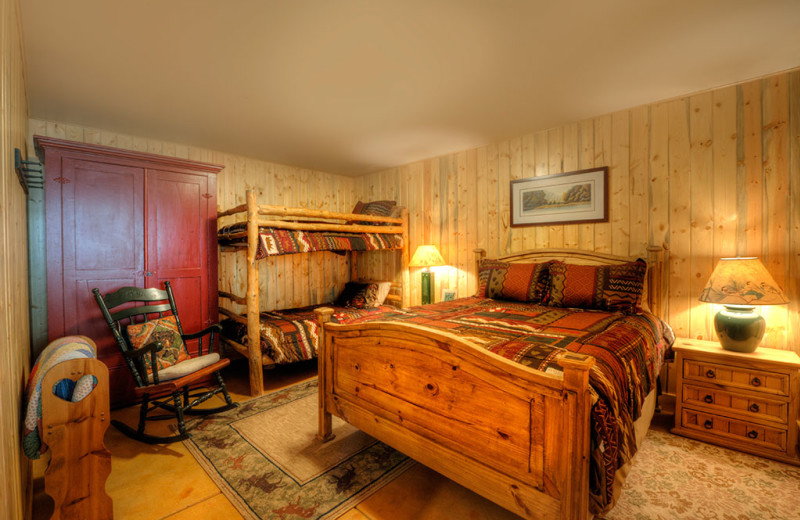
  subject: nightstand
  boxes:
[671,338,800,465]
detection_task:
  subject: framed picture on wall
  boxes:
[442,289,457,302]
[510,167,608,227]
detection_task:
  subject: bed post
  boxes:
[557,352,594,520]
[246,189,263,396]
[474,248,486,289]
[401,208,410,308]
[315,307,335,441]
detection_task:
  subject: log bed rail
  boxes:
[314,245,666,520]
[218,189,410,396]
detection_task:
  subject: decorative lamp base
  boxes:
[421,271,433,305]
[714,305,766,353]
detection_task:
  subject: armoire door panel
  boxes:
[69,161,144,271]
[146,169,210,332]
[49,158,145,340]
[146,169,206,272]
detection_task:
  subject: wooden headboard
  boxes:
[474,246,666,318]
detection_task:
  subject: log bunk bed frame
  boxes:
[314,245,666,520]
[217,189,410,396]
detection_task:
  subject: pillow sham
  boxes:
[476,259,550,303]
[350,200,398,225]
[547,259,647,313]
[126,315,189,374]
[335,282,387,309]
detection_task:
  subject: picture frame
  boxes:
[509,167,608,227]
[442,289,457,302]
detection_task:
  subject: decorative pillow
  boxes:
[476,259,550,303]
[126,315,189,375]
[335,282,382,309]
[547,260,647,313]
[350,200,398,225]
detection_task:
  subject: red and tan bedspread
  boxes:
[220,304,395,364]
[218,222,403,258]
[345,296,674,514]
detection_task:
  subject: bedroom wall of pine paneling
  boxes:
[2,0,31,517]
[27,120,360,315]
[356,68,800,355]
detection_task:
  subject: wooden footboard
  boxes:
[315,308,595,520]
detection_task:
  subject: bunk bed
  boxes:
[217,190,409,396]
[314,246,672,520]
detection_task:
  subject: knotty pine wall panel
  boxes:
[357,68,800,354]
[2,0,31,517]
[27,119,360,313]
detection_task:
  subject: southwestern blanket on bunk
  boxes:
[345,296,674,515]
[218,223,403,259]
[221,304,396,364]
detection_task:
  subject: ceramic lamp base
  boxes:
[714,305,766,353]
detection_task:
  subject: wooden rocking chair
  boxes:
[92,281,237,443]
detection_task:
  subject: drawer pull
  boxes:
[749,403,760,413]
[703,394,713,404]
[747,430,758,439]
[706,369,716,379]
[703,419,713,429]
[750,377,761,387]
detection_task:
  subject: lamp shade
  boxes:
[409,245,446,268]
[699,257,788,306]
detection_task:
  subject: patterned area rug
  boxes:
[182,378,413,520]
[606,429,800,519]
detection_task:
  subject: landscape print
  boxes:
[510,167,608,226]
[521,182,592,213]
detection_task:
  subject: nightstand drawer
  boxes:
[683,359,790,397]
[681,409,787,452]
[682,383,788,424]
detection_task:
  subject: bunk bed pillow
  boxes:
[547,259,647,313]
[476,259,550,303]
[335,282,383,309]
[126,316,189,374]
[350,200,398,225]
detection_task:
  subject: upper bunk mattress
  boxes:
[218,222,403,258]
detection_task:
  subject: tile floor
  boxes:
[31,359,530,520]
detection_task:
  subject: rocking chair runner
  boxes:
[92,281,237,443]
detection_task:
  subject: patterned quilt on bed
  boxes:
[218,223,403,259]
[220,304,395,364]
[345,296,675,515]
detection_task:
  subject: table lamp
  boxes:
[699,257,788,353]
[409,245,446,305]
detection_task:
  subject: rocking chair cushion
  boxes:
[127,316,189,374]
[145,353,221,383]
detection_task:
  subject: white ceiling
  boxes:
[21,0,800,175]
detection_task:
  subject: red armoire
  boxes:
[36,136,223,406]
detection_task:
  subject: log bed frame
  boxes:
[314,245,666,520]
[217,189,410,396]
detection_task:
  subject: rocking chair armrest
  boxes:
[181,323,222,355]
[181,323,222,341]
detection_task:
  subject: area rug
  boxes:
[605,429,800,520]
[182,378,414,520]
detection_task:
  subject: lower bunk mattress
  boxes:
[344,296,675,515]
[220,304,395,364]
